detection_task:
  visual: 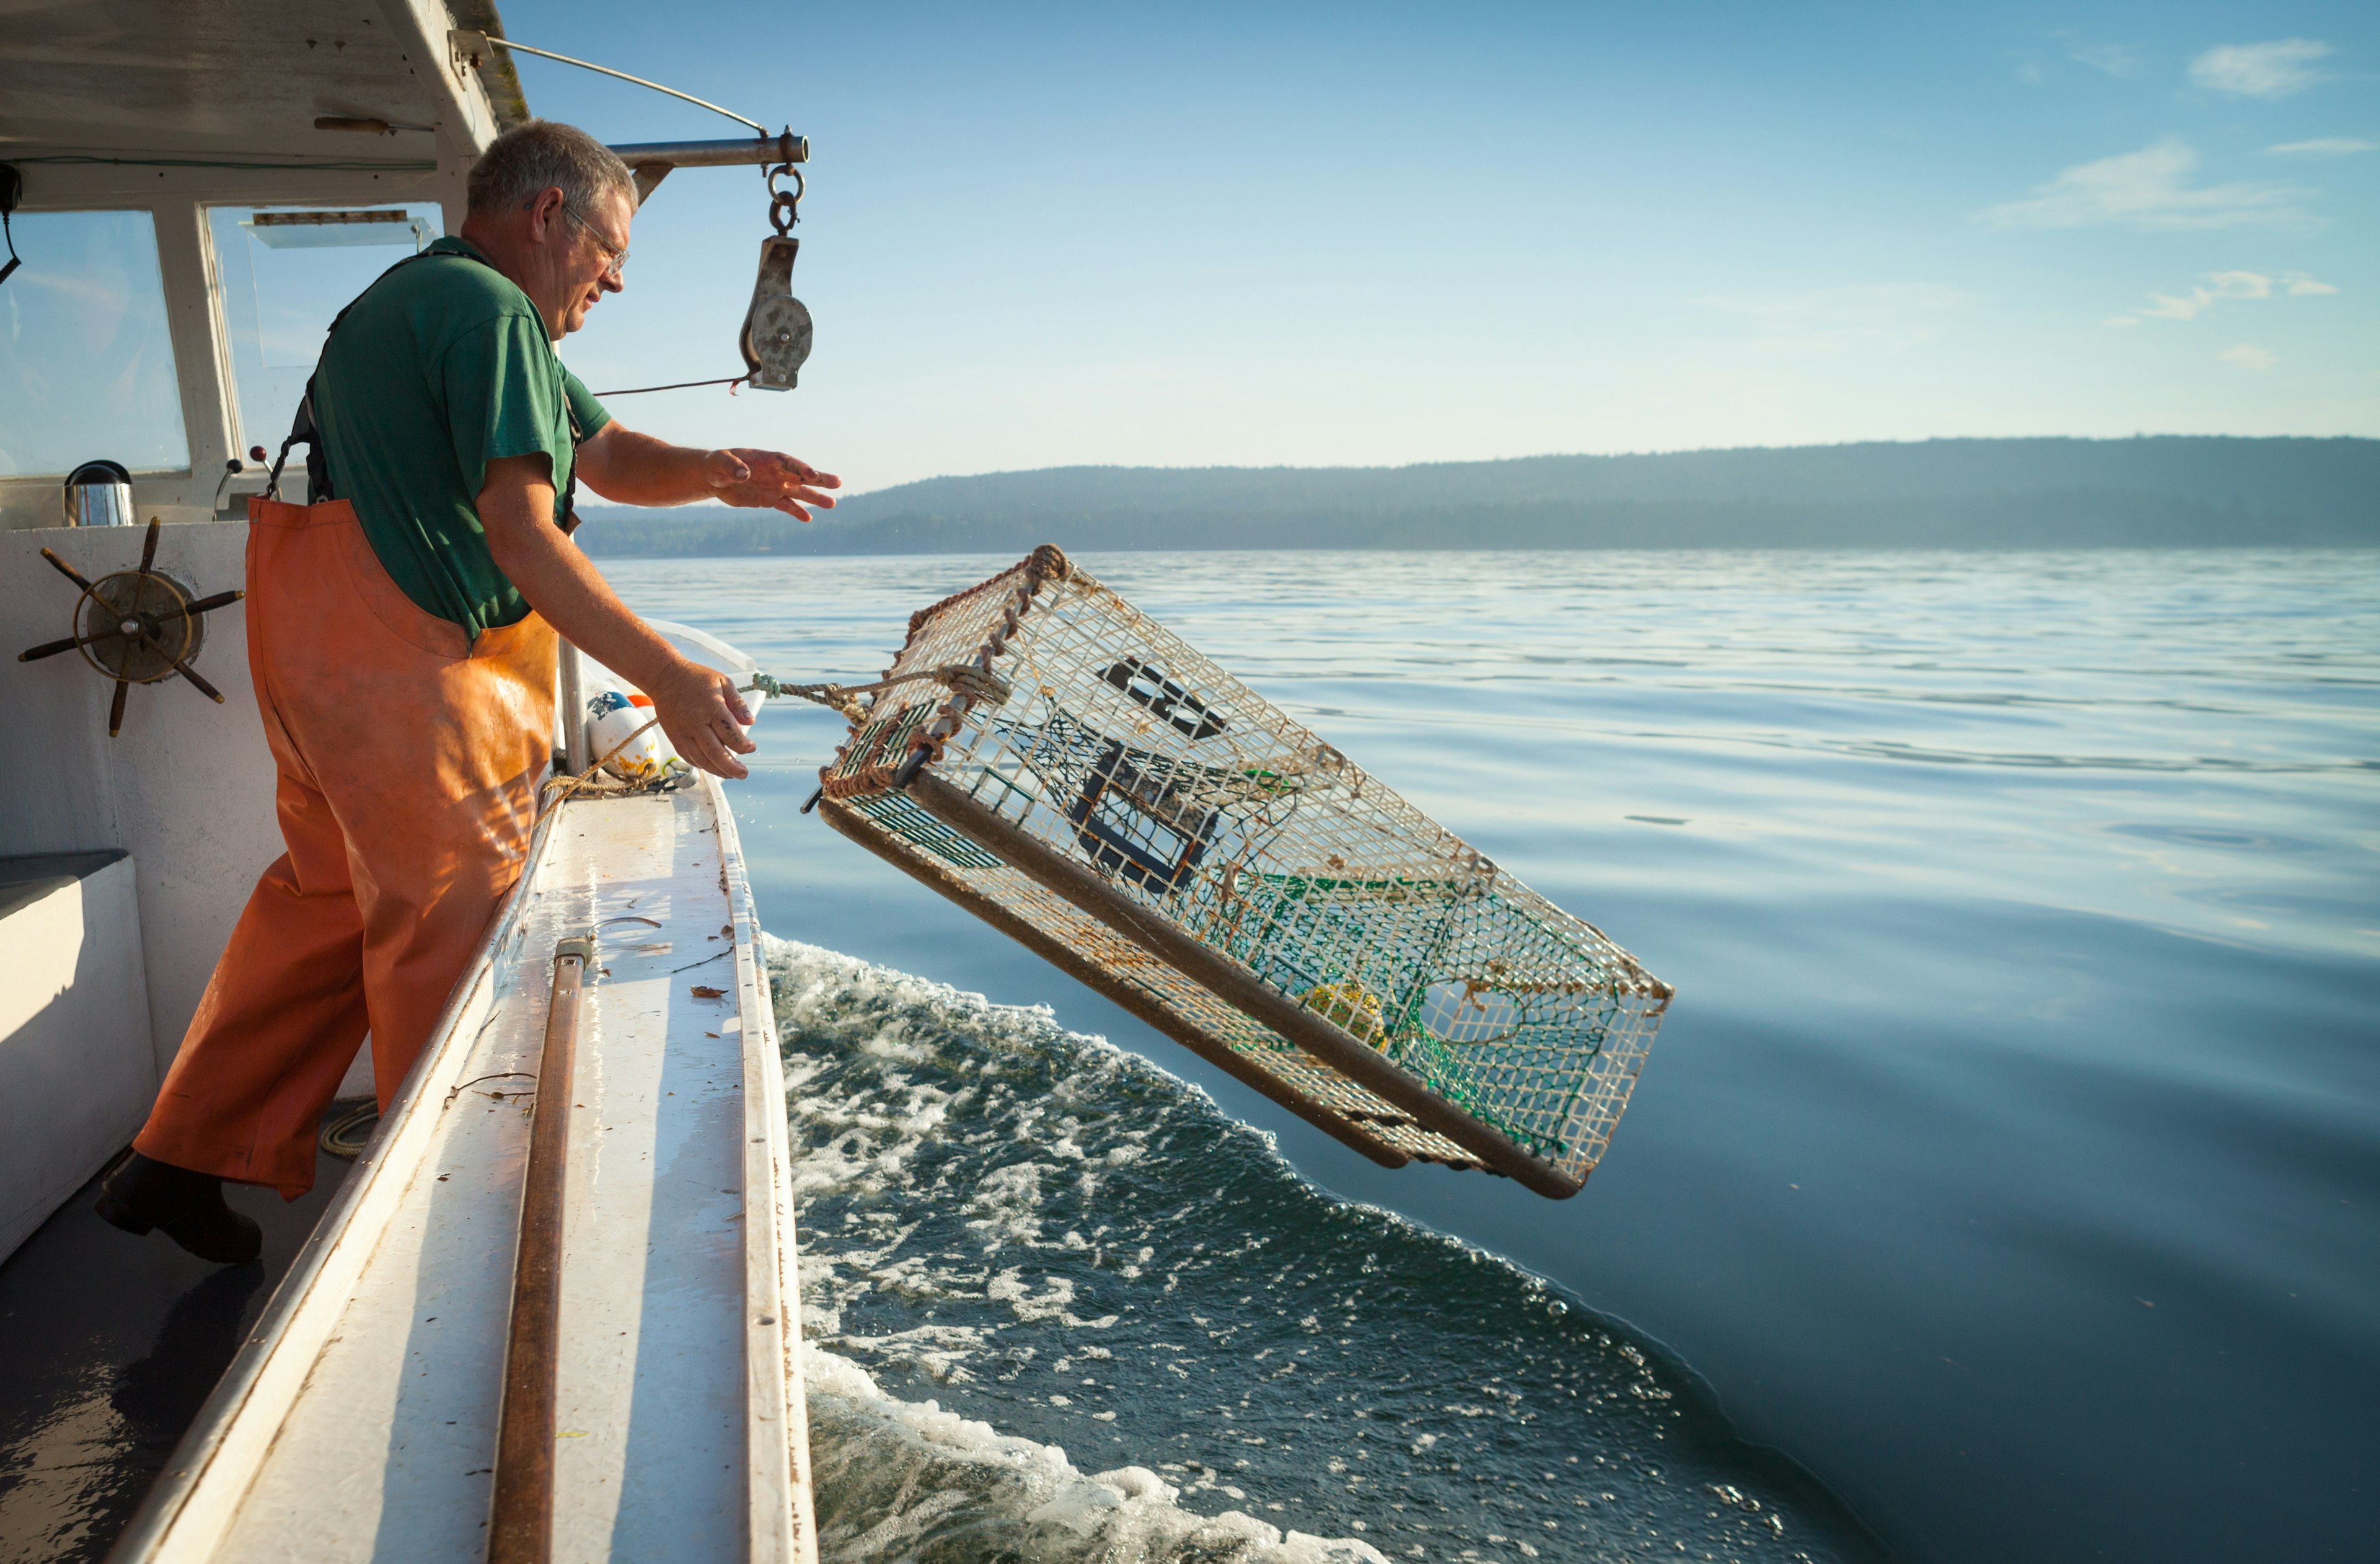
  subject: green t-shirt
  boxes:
[313,236,610,637]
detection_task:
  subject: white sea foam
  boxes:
[966,1160,1052,1250]
[804,1342,1388,1563]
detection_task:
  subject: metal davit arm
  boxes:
[607,135,809,205]
[607,135,809,169]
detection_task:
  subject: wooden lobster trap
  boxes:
[814,547,1672,1197]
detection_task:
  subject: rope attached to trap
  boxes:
[541,665,1008,810]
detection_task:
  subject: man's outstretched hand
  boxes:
[704,448,842,520]
[645,658,757,780]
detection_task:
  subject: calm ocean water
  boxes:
[609,548,2380,1564]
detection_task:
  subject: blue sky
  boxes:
[500,0,2378,493]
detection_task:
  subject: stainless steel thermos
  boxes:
[63,459,134,526]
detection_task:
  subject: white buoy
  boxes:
[586,684,684,784]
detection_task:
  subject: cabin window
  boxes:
[205,204,444,459]
[0,210,190,479]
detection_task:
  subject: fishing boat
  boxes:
[1,4,819,1558]
[1,2,1685,1555]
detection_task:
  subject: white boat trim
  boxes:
[716,773,818,1564]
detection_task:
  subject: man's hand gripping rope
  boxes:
[540,665,1003,809]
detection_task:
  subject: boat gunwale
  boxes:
[708,771,818,1564]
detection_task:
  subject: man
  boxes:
[96,121,839,1261]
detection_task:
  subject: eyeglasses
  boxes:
[557,201,628,280]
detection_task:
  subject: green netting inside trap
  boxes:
[814,806,1496,1172]
[822,550,1672,1188]
[852,790,1003,869]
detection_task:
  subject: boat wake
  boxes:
[766,936,1872,1563]
[802,1347,1385,1562]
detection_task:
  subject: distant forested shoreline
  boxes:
[573,435,2378,557]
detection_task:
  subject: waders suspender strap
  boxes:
[557,396,585,535]
[265,251,587,528]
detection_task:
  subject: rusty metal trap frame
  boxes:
[815,546,1672,1198]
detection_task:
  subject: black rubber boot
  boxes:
[95,1152,263,1265]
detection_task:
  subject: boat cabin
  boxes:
[0,6,817,1559]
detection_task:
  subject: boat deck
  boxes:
[108,778,813,1563]
[0,1152,350,1562]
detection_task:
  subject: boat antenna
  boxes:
[453,32,764,135]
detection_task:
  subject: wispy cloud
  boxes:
[2065,39,2149,78]
[1983,139,2311,230]
[2140,271,2274,320]
[1699,283,1972,356]
[2017,37,2151,86]
[2104,270,2337,327]
[2218,343,2278,372]
[2267,136,2377,157]
[2188,39,2331,99]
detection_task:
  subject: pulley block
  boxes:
[740,162,814,392]
[740,237,813,392]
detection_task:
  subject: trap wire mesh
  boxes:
[816,547,1672,1196]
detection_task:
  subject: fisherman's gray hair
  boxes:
[465,119,635,218]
